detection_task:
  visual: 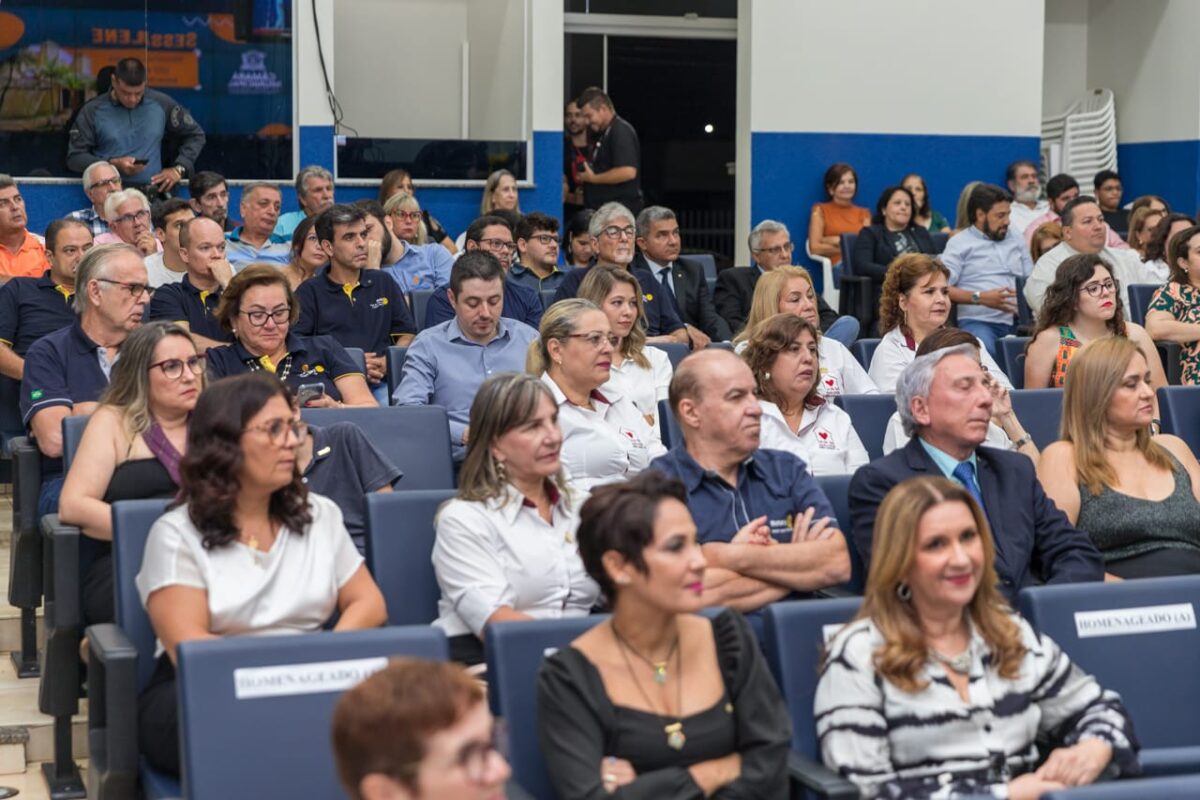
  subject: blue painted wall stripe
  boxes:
[1116,140,1200,219]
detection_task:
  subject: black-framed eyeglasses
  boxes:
[562,332,619,349]
[753,241,795,257]
[112,209,150,227]
[1080,279,1116,297]
[96,278,153,299]
[600,225,635,240]
[88,176,121,192]
[243,418,305,445]
[527,234,558,246]
[148,354,206,380]
[479,238,518,254]
[240,307,291,327]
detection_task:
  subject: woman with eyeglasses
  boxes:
[205,264,378,407]
[378,168,457,253]
[529,299,665,491]
[1024,253,1166,392]
[59,321,204,629]
[136,372,387,775]
[282,215,327,290]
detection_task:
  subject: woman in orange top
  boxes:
[808,162,872,267]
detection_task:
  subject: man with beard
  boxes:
[939,184,1033,358]
[577,87,642,213]
[563,99,590,220]
[187,171,237,233]
[1005,159,1048,238]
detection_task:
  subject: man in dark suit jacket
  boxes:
[633,206,731,346]
[848,344,1103,603]
[715,219,838,336]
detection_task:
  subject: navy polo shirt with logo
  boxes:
[0,271,77,433]
[294,267,417,362]
[146,274,231,343]
[205,332,362,402]
[551,265,685,336]
[20,320,113,428]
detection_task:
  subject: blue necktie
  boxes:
[952,461,987,516]
[658,266,681,315]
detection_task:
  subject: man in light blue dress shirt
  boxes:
[940,183,1034,358]
[225,183,290,270]
[392,251,538,460]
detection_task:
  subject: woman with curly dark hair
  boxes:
[1141,212,1194,283]
[1024,253,1165,391]
[134,372,387,776]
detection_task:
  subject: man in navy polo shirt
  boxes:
[551,201,688,344]
[295,205,416,404]
[22,243,148,511]
[147,217,234,351]
[649,349,850,624]
[422,215,543,330]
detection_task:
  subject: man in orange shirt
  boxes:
[0,176,49,283]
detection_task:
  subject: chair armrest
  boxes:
[504,781,538,800]
[86,623,140,800]
[838,275,872,323]
[788,751,859,799]
[814,585,858,599]
[38,514,83,717]
[8,437,42,608]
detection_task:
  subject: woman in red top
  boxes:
[808,162,871,267]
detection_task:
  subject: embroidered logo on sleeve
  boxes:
[30,389,43,400]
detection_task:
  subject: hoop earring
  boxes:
[896,583,912,602]
[495,460,508,482]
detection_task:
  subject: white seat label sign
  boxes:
[234,657,388,699]
[1073,603,1196,638]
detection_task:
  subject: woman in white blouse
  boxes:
[577,264,673,428]
[733,266,877,397]
[742,313,868,475]
[815,476,1137,799]
[529,299,666,490]
[868,253,1012,392]
[433,372,600,665]
[136,373,387,776]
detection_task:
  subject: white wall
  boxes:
[745,0,1045,137]
[529,0,563,132]
[1043,0,1090,117]
[296,0,336,127]
[465,0,527,140]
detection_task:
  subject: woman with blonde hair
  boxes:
[378,168,456,252]
[577,264,672,427]
[1038,337,1200,578]
[529,299,664,490]
[734,265,877,397]
[1029,221,1063,262]
[816,475,1138,798]
[1127,205,1164,261]
[481,169,521,215]
[432,371,599,665]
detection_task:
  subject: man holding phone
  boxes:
[67,57,205,195]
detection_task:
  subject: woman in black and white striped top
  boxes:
[815,477,1139,799]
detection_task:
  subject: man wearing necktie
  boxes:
[847,343,1103,604]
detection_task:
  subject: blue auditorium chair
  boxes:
[763,598,862,799]
[486,616,607,800]
[1127,284,1159,327]
[930,231,949,254]
[1043,774,1200,798]
[301,405,454,490]
[365,489,455,625]
[658,398,681,449]
[343,346,366,373]
[688,253,718,281]
[411,288,434,329]
[1019,575,1200,776]
[1008,388,1063,448]
[710,340,734,352]
[650,342,690,369]
[1157,386,1200,456]
[816,474,864,593]
[850,338,879,370]
[8,436,41,678]
[834,393,895,460]
[61,413,89,470]
[836,234,872,322]
[385,345,408,402]
[998,336,1029,389]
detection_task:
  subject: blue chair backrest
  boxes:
[689,253,718,281]
[365,489,455,626]
[110,498,172,691]
[816,474,864,592]
[658,398,681,449]
[930,231,949,253]
[1019,575,1200,750]
[763,598,861,757]
[998,336,1029,389]
[1007,388,1062,448]
[61,414,90,472]
[834,393,896,460]
[1043,774,1200,799]
[839,234,857,275]
[650,342,690,369]
[301,405,454,490]
[1015,276,1033,329]
[343,346,366,373]
[850,338,879,370]
[1158,386,1200,457]
[411,289,434,329]
[176,626,448,800]
[1127,283,1159,327]
[540,289,556,310]
[486,616,607,800]
[385,345,408,403]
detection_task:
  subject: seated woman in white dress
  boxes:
[433,372,600,665]
[529,299,666,490]
[882,327,1040,464]
[733,266,878,397]
[136,373,387,776]
[578,263,673,429]
[868,253,1011,392]
[742,313,868,475]
[815,476,1138,798]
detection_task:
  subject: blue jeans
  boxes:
[957,318,1015,360]
[370,381,391,406]
[824,316,860,348]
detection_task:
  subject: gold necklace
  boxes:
[611,621,679,684]
[612,622,686,751]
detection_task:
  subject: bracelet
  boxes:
[1011,434,1033,449]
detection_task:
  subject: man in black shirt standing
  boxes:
[576,87,643,213]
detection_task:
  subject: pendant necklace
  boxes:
[612,621,687,751]
[931,646,972,673]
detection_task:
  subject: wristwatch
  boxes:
[971,290,982,304]
[173,165,186,178]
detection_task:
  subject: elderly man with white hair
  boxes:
[93,188,160,255]
[848,343,1103,602]
[68,161,123,236]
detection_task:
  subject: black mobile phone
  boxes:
[296,383,326,406]
[133,158,149,166]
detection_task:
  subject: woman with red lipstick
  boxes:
[59,321,203,629]
[1038,337,1200,578]
[742,313,868,476]
[816,476,1138,798]
[538,472,791,799]
[433,372,599,666]
[1025,253,1166,391]
[136,372,387,775]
